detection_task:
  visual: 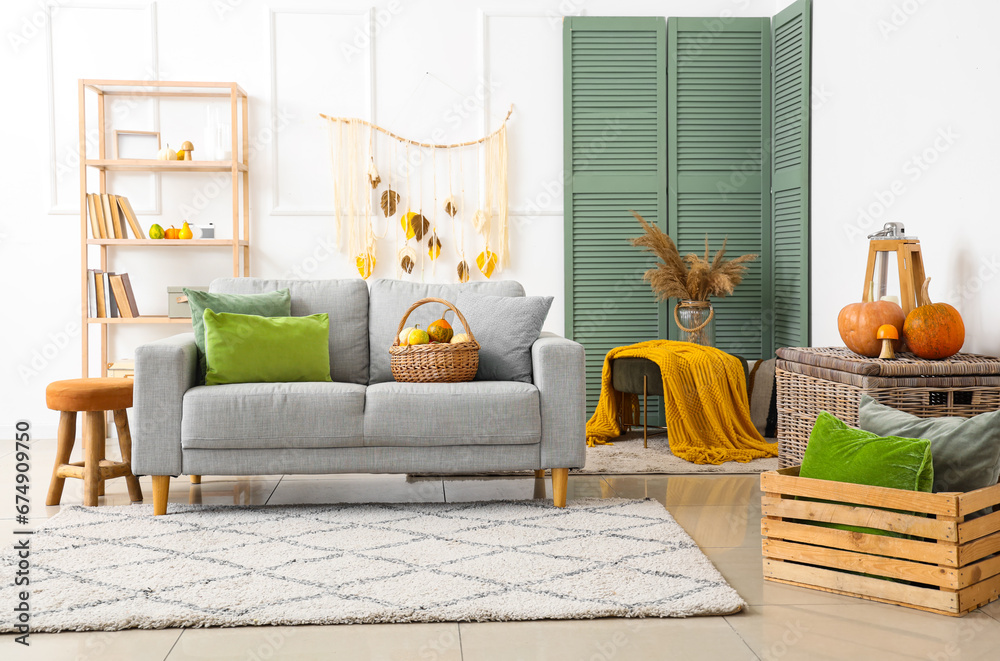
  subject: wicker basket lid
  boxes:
[776,347,1000,378]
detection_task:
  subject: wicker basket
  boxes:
[776,347,1000,468]
[389,297,480,383]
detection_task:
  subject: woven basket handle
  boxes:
[394,297,476,344]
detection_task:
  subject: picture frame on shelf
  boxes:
[113,129,161,160]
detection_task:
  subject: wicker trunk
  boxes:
[775,347,1000,468]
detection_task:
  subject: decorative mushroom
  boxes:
[877,324,899,359]
[177,141,195,161]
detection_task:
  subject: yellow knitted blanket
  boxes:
[585,340,778,465]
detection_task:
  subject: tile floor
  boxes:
[4,438,1000,660]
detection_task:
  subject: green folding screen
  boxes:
[563,17,668,417]
[771,0,812,349]
[667,17,772,359]
[564,5,811,417]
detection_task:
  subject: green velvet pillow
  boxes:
[203,310,332,386]
[799,411,933,544]
[859,395,1000,494]
[801,411,934,492]
[185,288,291,383]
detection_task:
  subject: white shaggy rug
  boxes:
[2,499,744,632]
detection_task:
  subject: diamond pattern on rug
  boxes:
[0,499,745,631]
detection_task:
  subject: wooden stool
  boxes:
[45,378,142,507]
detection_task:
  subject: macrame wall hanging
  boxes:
[321,106,512,282]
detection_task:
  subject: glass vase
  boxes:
[675,300,715,347]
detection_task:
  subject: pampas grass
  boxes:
[629,210,758,302]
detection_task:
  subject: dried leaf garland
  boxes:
[410,214,430,241]
[399,246,417,274]
[368,161,381,189]
[457,260,470,283]
[444,196,458,217]
[400,211,417,240]
[472,209,490,234]
[356,251,376,279]
[427,233,442,260]
[380,189,400,217]
[476,250,497,278]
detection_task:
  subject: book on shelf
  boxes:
[99,194,115,239]
[103,271,119,318]
[117,196,145,239]
[87,194,103,239]
[103,193,123,239]
[93,269,107,318]
[109,272,140,318]
[87,269,99,318]
[86,194,146,240]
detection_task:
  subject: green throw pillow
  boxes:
[800,412,933,544]
[801,411,934,492]
[203,310,332,386]
[185,288,291,383]
[859,395,1000,495]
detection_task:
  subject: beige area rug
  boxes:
[2,499,744,632]
[417,432,778,477]
[578,431,779,475]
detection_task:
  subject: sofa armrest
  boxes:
[132,333,198,476]
[532,332,586,469]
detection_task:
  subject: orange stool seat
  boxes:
[45,377,142,507]
[46,378,133,412]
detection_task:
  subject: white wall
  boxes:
[3,0,996,436]
[810,0,1000,354]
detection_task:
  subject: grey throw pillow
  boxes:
[858,394,1000,494]
[454,293,554,383]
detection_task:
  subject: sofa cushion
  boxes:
[367,278,525,384]
[859,395,1000,494]
[186,288,292,384]
[364,381,541,447]
[204,311,333,385]
[181,382,365,450]
[210,278,369,385]
[455,292,553,383]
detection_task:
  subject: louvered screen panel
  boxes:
[668,18,771,359]
[771,0,811,350]
[564,17,667,418]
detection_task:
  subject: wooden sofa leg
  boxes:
[152,476,170,515]
[190,475,201,484]
[552,468,569,508]
[534,469,545,478]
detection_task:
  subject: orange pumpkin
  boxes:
[903,278,964,359]
[838,289,905,358]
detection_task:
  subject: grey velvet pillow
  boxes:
[858,394,1000,494]
[454,293,553,383]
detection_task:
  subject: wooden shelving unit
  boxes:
[79,79,250,377]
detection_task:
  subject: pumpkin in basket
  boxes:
[428,317,454,343]
[904,278,964,359]
[838,285,905,358]
[390,298,479,383]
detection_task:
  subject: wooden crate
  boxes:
[760,467,1000,616]
[776,347,1000,467]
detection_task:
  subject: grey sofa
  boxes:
[132,278,586,515]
